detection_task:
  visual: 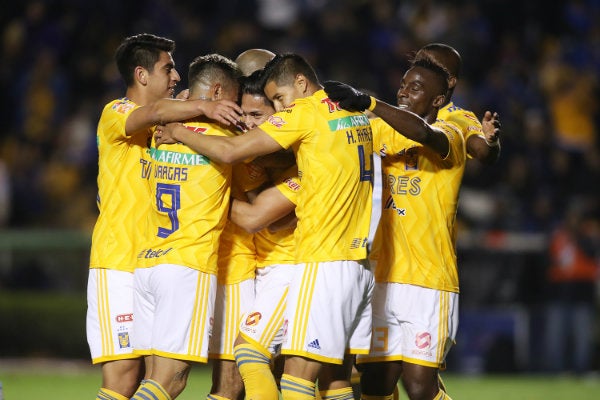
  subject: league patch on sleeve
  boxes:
[112,100,135,114]
[267,115,286,128]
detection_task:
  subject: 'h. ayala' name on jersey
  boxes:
[322,97,372,144]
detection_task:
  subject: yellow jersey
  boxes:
[437,102,483,159]
[217,162,268,284]
[254,165,299,268]
[369,117,466,292]
[260,89,373,262]
[89,98,152,272]
[137,122,233,274]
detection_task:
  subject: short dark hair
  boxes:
[261,53,319,87]
[412,56,451,95]
[241,69,266,96]
[413,43,462,79]
[115,33,175,87]
[240,69,271,106]
[188,53,242,93]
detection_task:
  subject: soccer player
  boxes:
[203,50,280,400]
[155,53,375,400]
[229,69,299,398]
[324,57,466,400]
[413,43,501,164]
[87,34,242,400]
[129,53,242,400]
[209,158,266,400]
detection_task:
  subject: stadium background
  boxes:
[0,0,598,377]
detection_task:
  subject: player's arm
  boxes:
[467,111,501,164]
[323,80,449,156]
[369,100,450,157]
[156,122,284,164]
[125,98,242,135]
[230,185,296,233]
[267,211,297,232]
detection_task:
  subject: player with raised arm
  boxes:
[129,53,242,400]
[324,56,466,400]
[155,53,375,400]
[87,34,241,400]
[413,43,501,164]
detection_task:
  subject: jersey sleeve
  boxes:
[273,165,300,205]
[258,101,316,150]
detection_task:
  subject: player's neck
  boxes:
[125,87,151,106]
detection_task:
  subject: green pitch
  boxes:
[1,362,598,399]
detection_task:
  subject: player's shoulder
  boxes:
[440,102,478,120]
[434,119,461,134]
[183,121,236,138]
[104,97,137,115]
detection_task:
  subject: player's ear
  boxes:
[135,66,148,85]
[212,83,222,101]
[433,94,446,108]
[448,76,457,90]
[294,73,307,94]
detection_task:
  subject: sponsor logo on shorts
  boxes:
[307,339,321,350]
[245,312,262,326]
[415,332,431,349]
[118,332,131,348]
[116,313,133,323]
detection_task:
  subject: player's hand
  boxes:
[155,122,182,146]
[481,111,501,145]
[176,89,190,100]
[323,80,372,112]
[202,99,243,126]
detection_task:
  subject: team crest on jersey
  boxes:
[112,100,135,114]
[118,332,131,348]
[245,312,262,326]
[267,115,286,128]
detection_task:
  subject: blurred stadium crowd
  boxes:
[0,0,598,372]
[0,0,598,232]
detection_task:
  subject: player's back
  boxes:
[260,89,374,262]
[138,121,234,274]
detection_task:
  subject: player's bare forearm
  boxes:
[230,186,296,233]
[371,99,450,156]
[467,135,500,164]
[470,110,501,164]
[155,122,240,163]
[127,98,242,135]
